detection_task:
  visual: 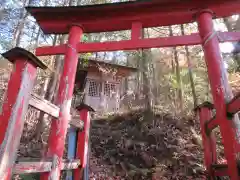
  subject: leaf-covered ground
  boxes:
[89,110,207,180]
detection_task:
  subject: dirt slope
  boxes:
[89,111,206,180]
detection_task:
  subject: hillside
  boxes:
[89,110,206,180]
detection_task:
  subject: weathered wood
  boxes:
[13,159,80,174]
[69,116,84,129]
[39,25,83,180]
[74,108,91,179]
[0,48,45,180]
[29,94,84,129]
[29,93,59,118]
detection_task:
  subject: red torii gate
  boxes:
[0,0,240,179]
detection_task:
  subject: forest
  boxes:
[0,0,240,179]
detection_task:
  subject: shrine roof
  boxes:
[77,58,137,77]
[26,0,240,34]
[85,59,137,70]
[79,58,137,71]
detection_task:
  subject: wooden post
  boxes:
[74,103,94,180]
[195,102,217,179]
[0,47,46,180]
[41,25,83,180]
[197,10,239,179]
[66,127,77,180]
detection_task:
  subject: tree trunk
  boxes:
[180,25,198,107]
[35,35,67,141]
[33,0,48,48]
[34,36,59,141]
[170,44,177,107]
[140,29,153,120]
[124,58,129,93]
[49,35,67,104]
[35,79,50,140]
[223,18,240,71]
[169,26,183,112]
[136,50,142,101]
[223,18,234,31]
[142,49,154,121]
[13,0,29,47]
[142,50,152,110]
[142,38,151,109]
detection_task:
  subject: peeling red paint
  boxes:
[40,25,83,180]
[0,59,38,180]
[13,159,80,174]
[14,162,52,174]
[197,11,239,179]
[74,109,91,179]
[227,93,240,115]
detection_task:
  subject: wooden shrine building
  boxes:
[73,58,137,112]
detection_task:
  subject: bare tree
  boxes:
[169,26,183,112]
[13,0,30,47]
[180,24,197,107]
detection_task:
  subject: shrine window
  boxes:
[104,82,116,97]
[88,80,100,97]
